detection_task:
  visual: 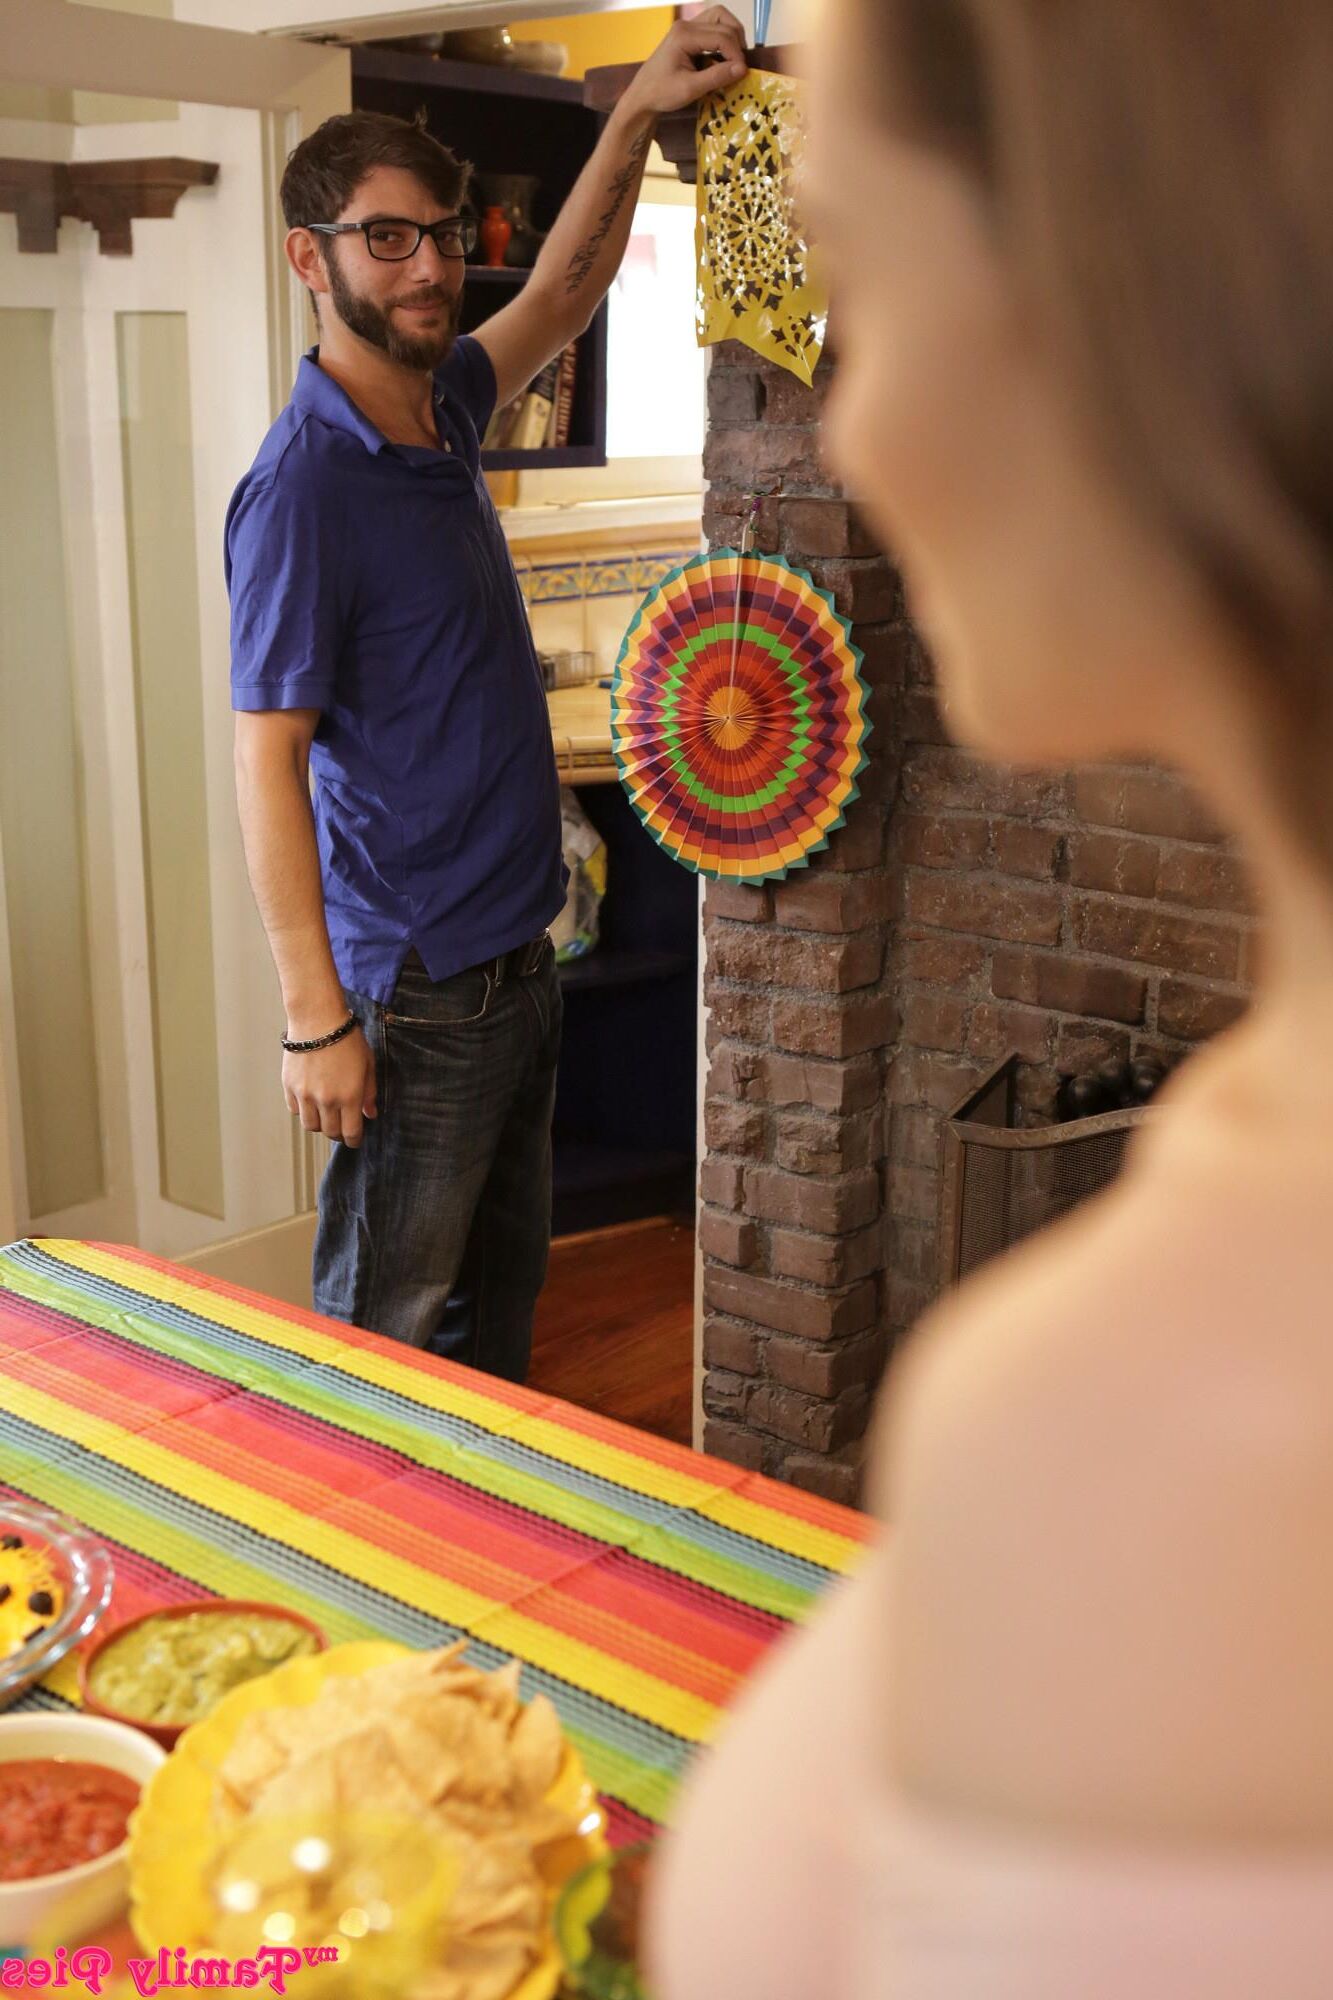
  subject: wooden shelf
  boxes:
[559,948,694,994]
[351,42,609,470]
[0,155,218,256]
[552,1140,695,1237]
[552,785,699,1234]
[554,1140,695,1192]
[484,444,607,472]
[584,44,800,185]
[354,47,589,107]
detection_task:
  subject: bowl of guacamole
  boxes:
[80,1601,326,1747]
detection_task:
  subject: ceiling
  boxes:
[176,0,660,42]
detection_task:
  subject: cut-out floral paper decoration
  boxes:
[695,67,829,387]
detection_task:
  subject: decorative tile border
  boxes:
[520,550,698,606]
[634,550,700,594]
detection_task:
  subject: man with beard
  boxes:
[227,11,747,1380]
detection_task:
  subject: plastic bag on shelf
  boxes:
[551,788,607,963]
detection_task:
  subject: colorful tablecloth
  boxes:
[0,1239,872,1844]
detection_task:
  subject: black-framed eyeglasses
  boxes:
[304,216,479,262]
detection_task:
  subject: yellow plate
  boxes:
[128,1640,608,2000]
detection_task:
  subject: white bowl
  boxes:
[0,1712,166,1947]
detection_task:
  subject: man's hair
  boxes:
[280,109,471,230]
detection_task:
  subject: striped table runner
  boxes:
[0,1239,873,1843]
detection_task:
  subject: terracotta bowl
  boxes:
[79,1599,327,1751]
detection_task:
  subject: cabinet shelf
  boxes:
[483,445,607,472]
[559,948,695,995]
[354,47,589,108]
[552,1140,695,1236]
[351,44,609,471]
[552,786,699,1236]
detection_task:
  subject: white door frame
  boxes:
[0,2,347,397]
[0,1,348,1250]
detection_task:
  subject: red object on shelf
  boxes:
[480,205,512,268]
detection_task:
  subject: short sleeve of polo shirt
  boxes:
[438,333,499,444]
[227,457,343,715]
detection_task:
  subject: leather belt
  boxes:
[477,934,549,985]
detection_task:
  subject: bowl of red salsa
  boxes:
[0,1713,165,1946]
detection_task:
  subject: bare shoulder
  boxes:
[868,1128,1333,1841]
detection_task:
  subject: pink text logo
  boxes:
[0,1945,341,1995]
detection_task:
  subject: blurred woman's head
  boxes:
[807,1,1333,865]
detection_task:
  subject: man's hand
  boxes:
[621,7,749,119]
[283,1027,378,1149]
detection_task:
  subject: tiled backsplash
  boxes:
[514,546,699,672]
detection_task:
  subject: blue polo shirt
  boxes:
[225,338,565,1005]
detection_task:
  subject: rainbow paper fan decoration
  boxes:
[611,546,871,881]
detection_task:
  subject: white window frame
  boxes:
[514,150,704,514]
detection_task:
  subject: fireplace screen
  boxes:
[938,1055,1153,1288]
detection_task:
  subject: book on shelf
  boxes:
[480,342,579,455]
[538,342,579,448]
[507,355,562,452]
[554,340,578,449]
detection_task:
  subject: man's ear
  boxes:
[285,226,328,301]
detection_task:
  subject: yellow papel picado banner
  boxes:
[695,68,829,387]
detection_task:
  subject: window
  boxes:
[514,165,705,513]
[606,199,705,461]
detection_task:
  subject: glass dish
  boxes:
[0,1498,114,1710]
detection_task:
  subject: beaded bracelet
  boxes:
[281,1011,359,1055]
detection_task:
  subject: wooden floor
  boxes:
[530,1217,696,1446]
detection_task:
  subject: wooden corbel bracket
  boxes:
[0,157,219,256]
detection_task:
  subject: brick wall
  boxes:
[885,712,1256,1340]
[697,341,1256,1506]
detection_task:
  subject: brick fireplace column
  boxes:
[695,342,1256,1508]
[584,53,1257,1510]
[697,346,912,1507]
[583,50,914,1505]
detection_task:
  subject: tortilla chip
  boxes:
[378,1712,464,1805]
[477,1659,523,1711]
[408,1934,535,2000]
[209,1645,580,2000]
[508,1694,563,1803]
[247,1751,339,1822]
[215,1709,296,1806]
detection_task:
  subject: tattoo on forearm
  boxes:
[564,132,653,297]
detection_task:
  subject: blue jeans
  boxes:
[312,938,562,1382]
